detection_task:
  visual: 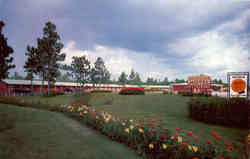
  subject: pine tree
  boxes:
[36,21,65,95]
[24,45,39,93]
[0,21,15,81]
[118,72,127,86]
[128,69,136,84]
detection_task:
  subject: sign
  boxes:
[227,72,249,98]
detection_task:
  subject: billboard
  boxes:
[227,72,249,98]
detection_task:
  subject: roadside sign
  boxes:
[227,72,249,98]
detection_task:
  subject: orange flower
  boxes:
[193,157,198,159]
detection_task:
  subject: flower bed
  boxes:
[119,87,145,95]
[188,97,249,128]
[59,103,243,159]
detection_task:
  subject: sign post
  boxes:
[227,72,249,98]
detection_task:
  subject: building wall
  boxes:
[188,74,211,93]
[0,81,8,95]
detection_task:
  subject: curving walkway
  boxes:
[0,104,141,159]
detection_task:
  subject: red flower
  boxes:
[156,124,160,127]
[193,157,199,159]
[181,129,186,133]
[161,133,167,139]
[158,118,164,121]
[152,129,157,133]
[183,142,188,147]
[152,120,154,122]
[188,131,193,136]
[141,125,145,129]
[165,128,169,131]
[211,132,221,139]
[220,157,224,159]
[176,128,180,131]
[206,140,212,144]
[229,146,234,151]
[175,132,179,136]
[224,142,230,147]
[193,136,199,142]
[148,122,154,126]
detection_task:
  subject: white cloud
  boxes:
[61,41,180,81]
[168,30,249,81]
[217,9,250,33]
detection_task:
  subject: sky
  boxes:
[0,0,249,82]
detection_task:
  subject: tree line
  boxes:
[1,20,225,96]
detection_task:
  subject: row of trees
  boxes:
[61,56,111,87]
[1,20,226,95]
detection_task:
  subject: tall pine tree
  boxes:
[0,21,15,81]
[24,45,39,93]
[36,21,65,95]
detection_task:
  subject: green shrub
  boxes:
[163,91,169,94]
[188,97,249,128]
[91,90,112,93]
[119,88,145,95]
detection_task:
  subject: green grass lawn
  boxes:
[0,103,141,159]
[0,93,248,156]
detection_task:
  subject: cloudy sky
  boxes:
[1,0,249,81]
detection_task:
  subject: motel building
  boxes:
[170,74,213,94]
[0,79,170,96]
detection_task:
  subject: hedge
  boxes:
[188,97,249,128]
[179,92,211,97]
[119,88,145,95]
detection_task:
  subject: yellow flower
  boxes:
[84,111,88,114]
[162,143,167,149]
[129,119,133,122]
[105,118,110,123]
[177,136,182,143]
[130,125,134,130]
[188,145,192,151]
[192,146,198,152]
[125,128,130,133]
[149,143,154,149]
[138,128,144,133]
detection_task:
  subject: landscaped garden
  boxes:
[0,92,248,159]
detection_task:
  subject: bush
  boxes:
[91,90,112,93]
[119,87,145,95]
[188,97,249,128]
[163,91,169,94]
